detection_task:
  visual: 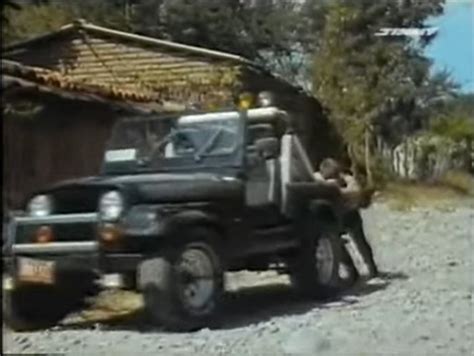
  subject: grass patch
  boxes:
[64,290,143,325]
[376,174,474,211]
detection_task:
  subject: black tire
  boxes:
[122,273,137,290]
[4,286,80,331]
[138,227,223,331]
[289,227,343,300]
[3,273,96,331]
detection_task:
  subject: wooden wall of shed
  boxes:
[3,101,118,209]
[5,32,241,109]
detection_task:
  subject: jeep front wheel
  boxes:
[138,230,223,331]
[3,283,89,331]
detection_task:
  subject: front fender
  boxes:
[123,205,223,238]
[161,210,221,236]
[139,209,226,253]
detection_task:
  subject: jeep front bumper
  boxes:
[3,213,142,289]
[11,241,99,254]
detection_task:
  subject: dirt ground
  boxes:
[3,199,473,355]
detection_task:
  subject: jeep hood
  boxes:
[38,173,244,213]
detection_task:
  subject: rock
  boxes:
[15,336,30,345]
[282,329,329,355]
[19,341,32,351]
[269,325,279,334]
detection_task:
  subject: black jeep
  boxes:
[3,107,346,331]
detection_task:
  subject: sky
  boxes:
[426,0,474,92]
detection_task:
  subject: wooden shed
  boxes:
[2,19,344,210]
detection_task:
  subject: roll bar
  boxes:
[178,107,290,127]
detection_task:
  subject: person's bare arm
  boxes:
[313,172,340,188]
[340,174,361,195]
[339,174,363,209]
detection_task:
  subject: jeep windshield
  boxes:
[103,112,245,174]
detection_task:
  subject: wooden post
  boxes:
[467,137,473,173]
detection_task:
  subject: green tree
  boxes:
[59,0,131,31]
[2,0,319,86]
[430,93,474,141]
[2,1,74,44]
[312,0,447,184]
[128,0,311,83]
[2,0,21,25]
[2,0,130,45]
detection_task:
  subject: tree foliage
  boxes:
[430,94,474,141]
[311,0,449,182]
[2,0,319,87]
[3,0,463,182]
[1,0,21,25]
[2,1,73,44]
[2,0,130,44]
[127,0,312,85]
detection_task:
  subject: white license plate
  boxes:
[17,257,55,285]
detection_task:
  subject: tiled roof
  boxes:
[3,19,253,66]
[2,59,158,103]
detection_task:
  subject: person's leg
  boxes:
[344,210,378,278]
[339,237,359,284]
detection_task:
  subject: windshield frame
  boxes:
[101,111,248,175]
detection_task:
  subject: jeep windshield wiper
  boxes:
[194,128,223,162]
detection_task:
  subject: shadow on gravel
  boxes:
[57,273,402,332]
[220,284,320,329]
[219,271,408,329]
[377,271,409,281]
[337,271,408,298]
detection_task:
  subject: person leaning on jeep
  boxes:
[314,158,379,279]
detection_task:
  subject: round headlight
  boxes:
[28,195,53,217]
[99,191,124,221]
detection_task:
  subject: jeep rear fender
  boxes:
[307,199,342,232]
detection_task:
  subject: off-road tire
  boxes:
[3,270,96,332]
[138,227,223,331]
[290,228,344,300]
[3,284,87,331]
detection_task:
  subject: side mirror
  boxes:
[255,137,280,159]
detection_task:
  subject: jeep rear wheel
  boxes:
[290,229,343,300]
[138,229,223,331]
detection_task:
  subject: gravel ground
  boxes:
[3,200,474,355]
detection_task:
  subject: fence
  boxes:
[379,134,473,181]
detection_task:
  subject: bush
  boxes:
[438,170,474,195]
[430,114,474,142]
[377,171,473,210]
